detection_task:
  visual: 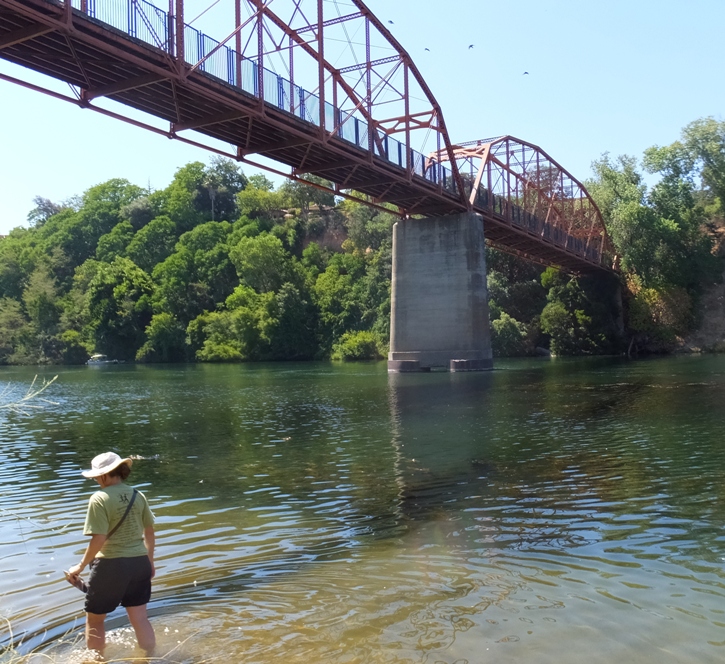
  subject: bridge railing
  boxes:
[471,183,604,263]
[72,0,169,50]
[69,0,460,195]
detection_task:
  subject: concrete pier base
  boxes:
[450,358,492,372]
[388,212,493,372]
[387,359,423,372]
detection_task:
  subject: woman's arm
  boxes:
[68,534,107,577]
[144,525,156,579]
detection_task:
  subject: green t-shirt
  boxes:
[83,483,154,559]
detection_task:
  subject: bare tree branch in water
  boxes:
[0,375,58,415]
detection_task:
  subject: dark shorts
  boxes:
[84,556,152,615]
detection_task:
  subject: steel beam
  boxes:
[83,73,166,101]
[173,110,249,132]
[0,23,54,49]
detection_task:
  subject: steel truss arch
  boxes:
[433,136,614,271]
[229,0,467,201]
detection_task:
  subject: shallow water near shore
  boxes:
[2,356,725,662]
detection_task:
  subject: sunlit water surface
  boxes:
[1,356,725,663]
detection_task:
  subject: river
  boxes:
[1,356,725,663]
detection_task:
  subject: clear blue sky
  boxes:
[0,0,722,234]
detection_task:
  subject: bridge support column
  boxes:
[388,212,493,372]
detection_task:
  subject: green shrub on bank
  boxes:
[491,312,528,357]
[331,330,381,361]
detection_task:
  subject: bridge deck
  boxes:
[0,0,611,274]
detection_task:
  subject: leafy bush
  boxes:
[628,281,693,347]
[491,312,528,357]
[60,329,90,364]
[331,330,381,361]
[136,312,187,362]
[197,340,244,362]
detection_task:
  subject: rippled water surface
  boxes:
[2,356,725,663]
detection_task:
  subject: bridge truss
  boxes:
[437,136,614,269]
[0,0,613,273]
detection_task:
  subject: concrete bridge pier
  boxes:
[388,212,493,372]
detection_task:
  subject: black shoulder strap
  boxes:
[107,489,138,539]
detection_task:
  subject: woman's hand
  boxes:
[67,562,84,577]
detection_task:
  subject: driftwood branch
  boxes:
[0,375,58,415]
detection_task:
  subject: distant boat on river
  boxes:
[86,354,120,365]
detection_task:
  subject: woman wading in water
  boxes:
[66,452,156,655]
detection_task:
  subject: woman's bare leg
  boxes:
[85,612,106,653]
[126,604,156,654]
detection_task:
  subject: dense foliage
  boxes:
[0,157,393,364]
[486,117,724,357]
[586,117,724,352]
[0,118,722,364]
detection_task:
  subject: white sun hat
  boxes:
[81,452,133,478]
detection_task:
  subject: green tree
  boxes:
[121,196,159,230]
[265,283,318,360]
[23,265,61,341]
[682,118,725,213]
[340,200,396,253]
[87,257,154,360]
[59,259,101,346]
[194,310,244,362]
[312,253,367,350]
[136,312,187,362]
[0,231,30,299]
[490,312,528,357]
[191,289,269,362]
[247,174,275,191]
[628,283,692,350]
[163,162,208,232]
[643,146,718,289]
[540,268,619,356]
[589,153,717,290]
[59,329,90,364]
[230,233,292,293]
[0,298,28,364]
[203,156,248,222]
[40,179,144,266]
[301,242,329,281]
[126,215,177,272]
[152,221,237,324]
[331,330,381,361]
[279,175,335,221]
[237,182,286,220]
[96,221,134,263]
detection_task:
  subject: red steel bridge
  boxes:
[0,0,613,273]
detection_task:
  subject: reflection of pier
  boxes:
[386,368,606,555]
[388,371,498,517]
